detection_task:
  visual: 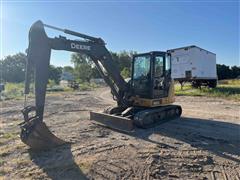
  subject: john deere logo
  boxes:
[71,43,91,51]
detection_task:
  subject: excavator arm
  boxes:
[21,20,130,150]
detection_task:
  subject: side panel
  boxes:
[132,80,175,107]
[193,47,217,79]
[171,48,192,79]
[170,47,217,80]
[190,48,198,77]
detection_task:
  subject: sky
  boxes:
[1,1,239,67]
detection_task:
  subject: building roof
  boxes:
[167,45,216,55]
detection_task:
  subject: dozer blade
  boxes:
[90,111,134,132]
[20,117,66,151]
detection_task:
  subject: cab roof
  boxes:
[133,51,167,57]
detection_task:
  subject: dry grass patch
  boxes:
[75,155,100,174]
[175,79,240,101]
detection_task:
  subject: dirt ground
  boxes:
[0,87,240,180]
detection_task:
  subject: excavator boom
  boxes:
[21,20,131,150]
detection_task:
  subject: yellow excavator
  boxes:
[20,20,182,150]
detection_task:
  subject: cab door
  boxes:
[153,54,171,98]
[132,54,152,98]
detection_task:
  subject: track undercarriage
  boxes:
[91,105,182,132]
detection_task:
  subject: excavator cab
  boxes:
[132,52,171,99]
[130,52,175,108]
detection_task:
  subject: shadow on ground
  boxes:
[29,144,87,180]
[131,116,240,163]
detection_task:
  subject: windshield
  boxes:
[132,55,151,97]
[133,55,151,80]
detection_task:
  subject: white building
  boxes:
[167,45,217,88]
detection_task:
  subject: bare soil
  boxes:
[0,87,240,180]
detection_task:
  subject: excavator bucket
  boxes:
[20,108,66,151]
[19,107,67,151]
[90,111,134,132]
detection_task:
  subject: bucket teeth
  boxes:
[20,117,66,151]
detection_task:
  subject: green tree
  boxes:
[121,67,131,79]
[71,53,92,82]
[0,52,64,83]
[110,51,136,72]
[63,66,74,74]
[71,53,92,65]
[91,66,101,79]
[217,64,232,80]
[70,51,136,81]
[74,64,92,82]
[0,53,26,82]
[231,66,240,78]
[48,65,62,84]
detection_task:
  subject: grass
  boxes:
[76,157,95,174]
[47,82,100,92]
[1,82,100,100]
[0,132,21,158]
[175,79,240,101]
[1,82,35,100]
[47,86,65,92]
[218,79,240,86]
[2,80,239,101]
[79,82,99,91]
[0,132,19,147]
[0,159,4,166]
[1,83,24,100]
[0,132,17,140]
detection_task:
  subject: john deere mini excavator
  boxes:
[20,20,182,150]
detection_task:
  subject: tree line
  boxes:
[0,52,239,84]
[0,51,135,84]
[217,64,240,80]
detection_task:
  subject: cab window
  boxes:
[133,55,151,80]
[166,55,171,71]
[155,56,164,77]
